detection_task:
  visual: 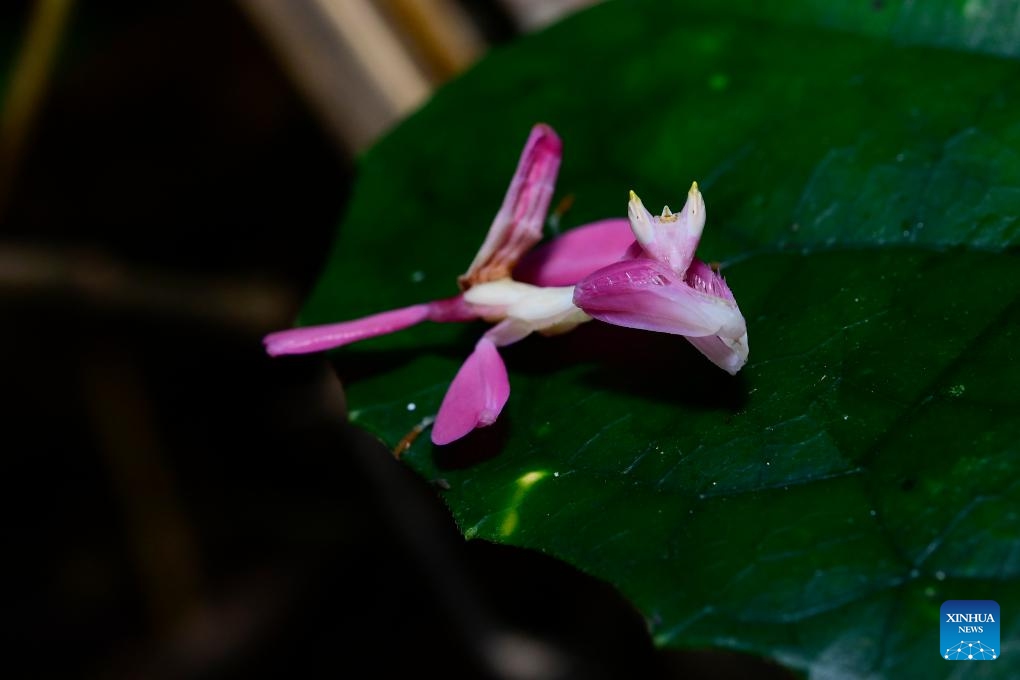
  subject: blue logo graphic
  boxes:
[941,600,999,661]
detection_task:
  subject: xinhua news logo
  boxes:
[941,600,999,661]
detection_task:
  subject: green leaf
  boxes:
[300,1,1020,676]
[682,0,1020,59]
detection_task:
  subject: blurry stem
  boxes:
[381,0,484,80]
[0,0,74,219]
[240,0,430,152]
[497,0,602,31]
[316,0,429,113]
[0,242,297,332]
[83,347,203,634]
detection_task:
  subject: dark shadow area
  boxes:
[661,648,802,680]
[333,320,747,416]
[506,322,749,412]
[464,541,665,679]
[5,2,345,280]
[332,326,484,384]
[433,412,511,470]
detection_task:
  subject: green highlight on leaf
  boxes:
[499,469,550,538]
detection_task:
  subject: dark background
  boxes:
[5,3,795,677]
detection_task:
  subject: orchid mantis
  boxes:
[264,124,748,444]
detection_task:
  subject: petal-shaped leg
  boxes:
[685,333,749,375]
[684,258,736,302]
[263,304,431,356]
[459,124,562,288]
[682,260,748,373]
[514,218,635,286]
[483,318,534,347]
[573,258,746,339]
[432,338,511,445]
